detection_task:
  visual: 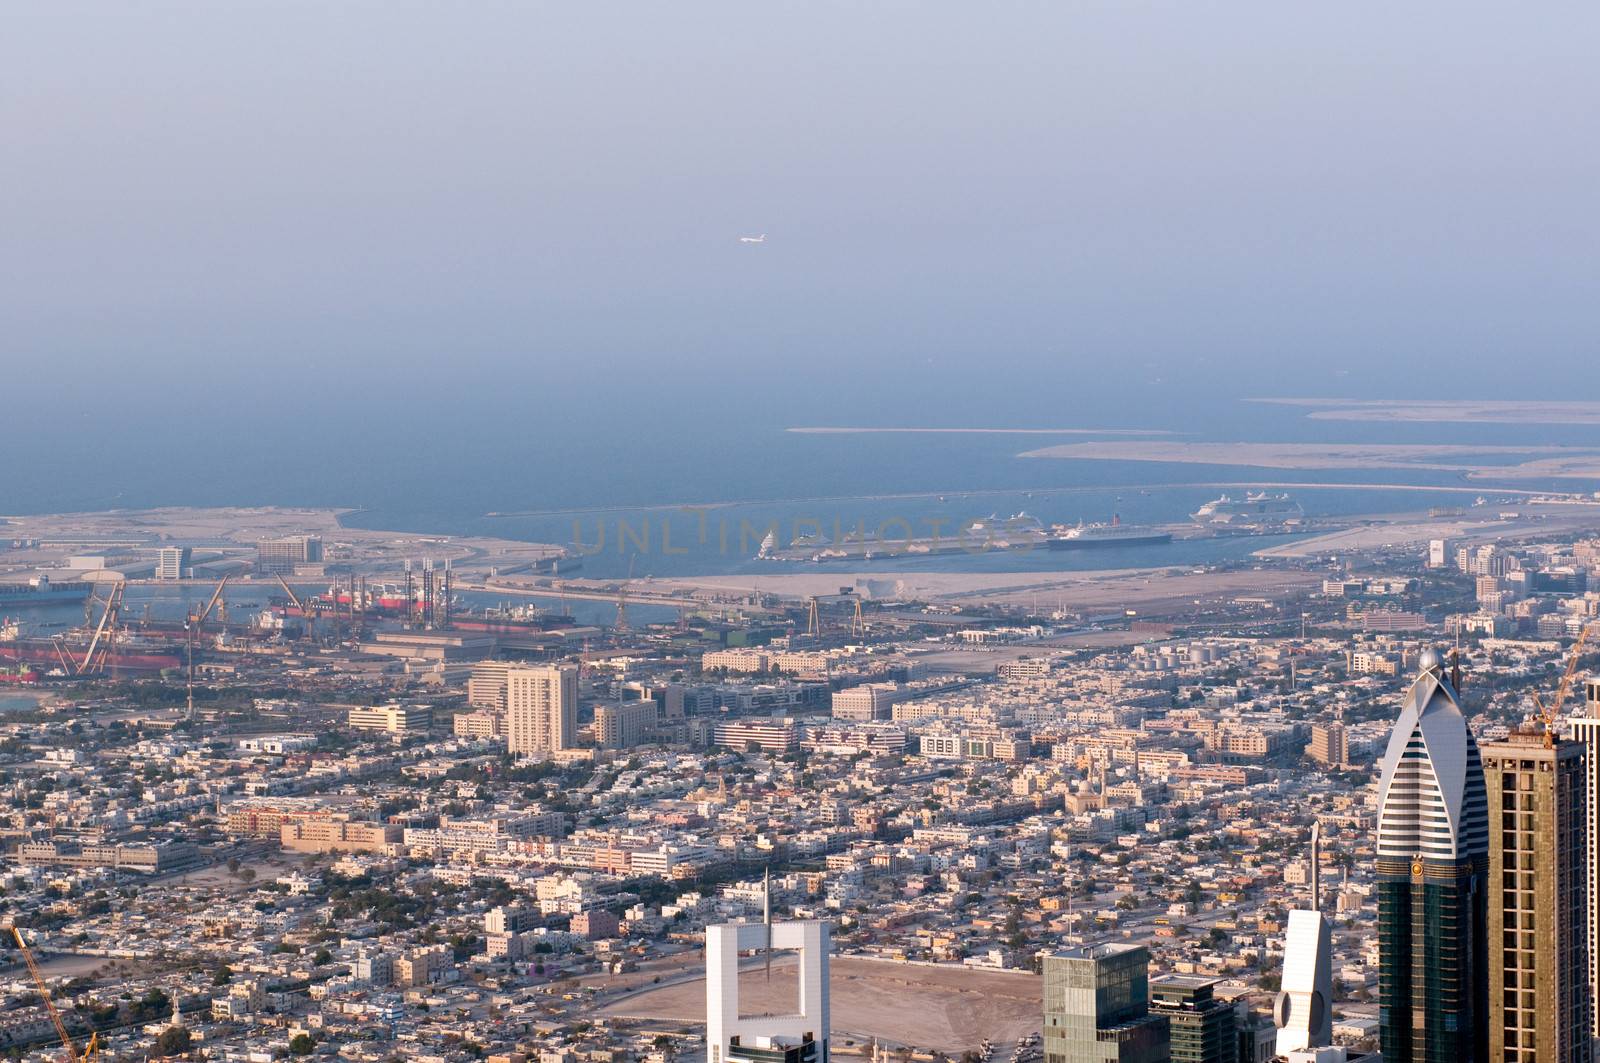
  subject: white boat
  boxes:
[1191,491,1304,524]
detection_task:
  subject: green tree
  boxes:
[289,1033,316,1055]
[155,1027,192,1056]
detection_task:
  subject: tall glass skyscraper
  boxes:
[1376,650,1489,1063]
[1044,944,1170,1063]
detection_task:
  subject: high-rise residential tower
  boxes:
[1481,729,1590,1063]
[506,665,578,755]
[1375,650,1489,1063]
[1044,944,1170,1063]
[1575,677,1600,1045]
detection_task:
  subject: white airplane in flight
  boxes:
[739,234,766,244]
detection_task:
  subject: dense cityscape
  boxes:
[7,5,1597,1063]
[0,496,1597,1063]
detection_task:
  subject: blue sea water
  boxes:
[4,389,1599,584]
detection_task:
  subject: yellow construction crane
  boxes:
[1532,622,1594,748]
[10,927,101,1063]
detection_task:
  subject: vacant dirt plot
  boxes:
[601,956,1041,1053]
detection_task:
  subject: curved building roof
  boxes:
[1376,657,1488,863]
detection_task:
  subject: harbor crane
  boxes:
[10,926,102,1063]
[186,574,230,719]
[802,589,866,640]
[615,554,636,633]
[274,574,315,642]
[76,581,125,678]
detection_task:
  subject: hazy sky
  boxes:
[3,2,1597,460]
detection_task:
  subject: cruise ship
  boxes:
[1191,492,1304,525]
[1047,516,1172,550]
[965,512,1046,537]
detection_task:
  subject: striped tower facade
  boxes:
[1376,651,1489,1063]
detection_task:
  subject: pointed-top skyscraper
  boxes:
[1376,648,1489,1063]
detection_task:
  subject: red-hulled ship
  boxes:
[0,640,181,674]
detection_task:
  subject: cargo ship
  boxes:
[1047,516,1172,550]
[1191,492,1304,525]
[0,639,181,675]
[0,577,93,608]
[0,662,40,685]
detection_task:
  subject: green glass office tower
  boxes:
[1376,651,1489,1063]
[1044,944,1170,1063]
[1150,976,1236,1063]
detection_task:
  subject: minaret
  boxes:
[1376,649,1489,1063]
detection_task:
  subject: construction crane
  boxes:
[10,927,101,1063]
[439,559,453,630]
[1532,622,1594,748]
[403,560,416,629]
[422,559,436,629]
[186,575,230,720]
[76,581,125,677]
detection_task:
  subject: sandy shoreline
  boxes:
[0,506,565,584]
[1018,440,1600,479]
[786,426,1168,435]
[1249,397,1600,425]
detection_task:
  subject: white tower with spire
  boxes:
[1276,820,1334,1055]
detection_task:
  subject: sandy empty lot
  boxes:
[602,956,1041,1053]
[660,566,1320,617]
